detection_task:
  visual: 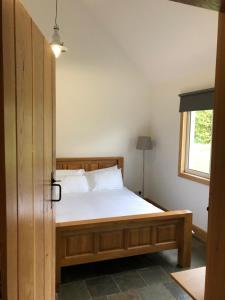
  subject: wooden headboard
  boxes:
[56,157,124,174]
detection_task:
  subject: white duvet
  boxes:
[56,188,163,223]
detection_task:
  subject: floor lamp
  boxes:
[136,136,152,198]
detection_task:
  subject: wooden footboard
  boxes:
[56,210,192,287]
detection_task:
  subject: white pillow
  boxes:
[56,169,85,176]
[61,175,89,194]
[85,166,118,189]
[88,169,124,191]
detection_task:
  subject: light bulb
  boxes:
[51,44,62,58]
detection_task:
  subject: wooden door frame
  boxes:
[1,0,224,298]
[171,1,225,299]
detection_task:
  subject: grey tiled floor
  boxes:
[59,237,205,299]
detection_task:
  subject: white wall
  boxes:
[22,0,218,230]
[55,1,155,190]
[145,85,211,230]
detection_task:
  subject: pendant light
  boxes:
[50,0,67,58]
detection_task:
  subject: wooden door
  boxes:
[170,1,225,299]
[0,0,56,299]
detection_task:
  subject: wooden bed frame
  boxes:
[56,157,192,287]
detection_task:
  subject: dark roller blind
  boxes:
[179,88,214,112]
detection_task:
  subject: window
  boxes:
[179,89,214,185]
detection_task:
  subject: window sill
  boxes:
[178,172,210,186]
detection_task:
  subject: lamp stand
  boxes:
[136,136,152,198]
[142,150,145,198]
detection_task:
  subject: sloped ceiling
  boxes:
[22,0,218,87]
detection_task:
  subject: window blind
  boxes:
[179,88,214,112]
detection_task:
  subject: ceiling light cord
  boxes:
[54,0,58,28]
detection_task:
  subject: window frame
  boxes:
[178,111,210,185]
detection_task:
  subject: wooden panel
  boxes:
[145,201,193,266]
[171,267,205,300]
[128,227,152,248]
[170,0,225,12]
[205,12,225,300]
[85,163,99,171]
[0,0,18,299]
[44,40,55,300]
[56,211,192,286]
[66,234,94,256]
[99,230,123,252]
[98,162,118,169]
[60,240,178,268]
[67,163,83,170]
[15,2,34,299]
[156,224,177,244]
[146,198,207,243]
[56,157,124,175]
[32,22,45,300]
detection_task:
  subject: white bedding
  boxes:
[56,188,163,223]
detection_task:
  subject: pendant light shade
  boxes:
[50,0,67,58]
[50,25,67,58]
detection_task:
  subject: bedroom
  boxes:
[0,0,225,300]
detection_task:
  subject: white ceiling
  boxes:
[22,0,218,87]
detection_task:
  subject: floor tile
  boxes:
[137,284,175,300]
[59,237,206,300]
[58,281,90,300]
[108,289,141,300]
[138,266,172,285]
[144,250,182,274]
[113,270,146,292]
[86,275,120,298]
[164,282,192,299]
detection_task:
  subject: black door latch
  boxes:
[51,174,62,203]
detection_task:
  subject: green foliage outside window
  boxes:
[194,110,213,144]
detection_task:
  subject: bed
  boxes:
[55,157,192,287]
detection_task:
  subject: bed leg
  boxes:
[177,213,192,268]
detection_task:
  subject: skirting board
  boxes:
[192,224,207,243]
[146,198,207,243]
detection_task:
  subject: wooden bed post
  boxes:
[178,213,192,268]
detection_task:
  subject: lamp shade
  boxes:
[136,136,152,150]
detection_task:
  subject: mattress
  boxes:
[56,188,163,223]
